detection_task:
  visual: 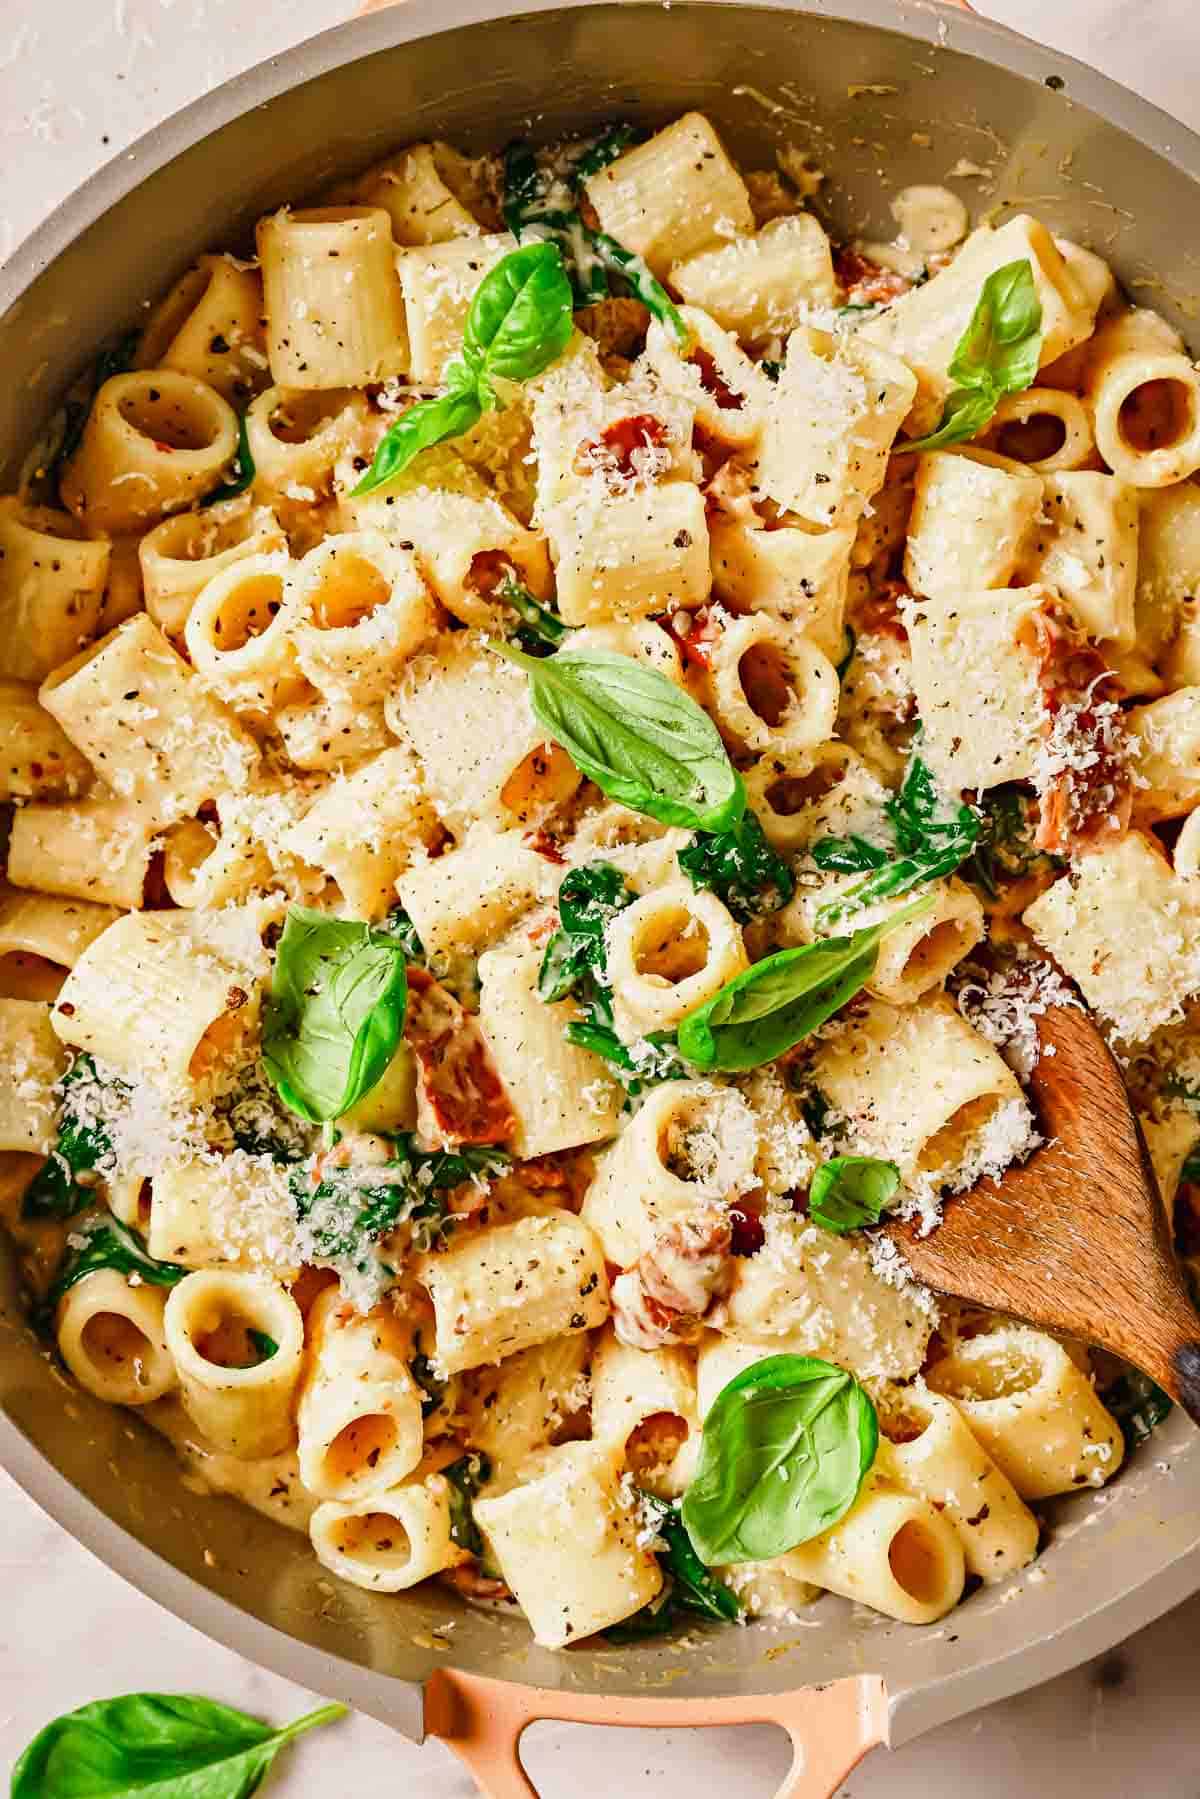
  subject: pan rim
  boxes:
[3,0,1200,1753]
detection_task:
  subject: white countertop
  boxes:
[3,1,1200,1792]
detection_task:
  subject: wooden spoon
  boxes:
[881,1004,1200,1424]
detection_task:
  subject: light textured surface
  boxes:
[3,0,1200,1792]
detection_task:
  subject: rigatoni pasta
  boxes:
[0,109,1181,1655]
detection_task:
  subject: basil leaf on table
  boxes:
[353,241,573,496]
[22,1054,114,1221]
[676,895,933,1073]
[443,1450,493,1556]
[491,641,745,834]
[902,258,1044,452]
[813,754,978,926]
[808,1156,901,1233]
[681,1353,878,1565]
[11,1691,345,1799]
[44,1215,187,1316]
[678,808,795,922]
[202,411,256,506]
[262,907,409,1124]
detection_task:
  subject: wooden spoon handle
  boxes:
[1173,1343,1200,1425]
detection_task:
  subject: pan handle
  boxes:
[424,1669,888,1799]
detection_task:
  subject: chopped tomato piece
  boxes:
[662,602,723,670]
[690,346,745,411]
[834,246,915,307]
[405,967,516,1147]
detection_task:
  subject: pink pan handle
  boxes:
[424,1670,888,1799]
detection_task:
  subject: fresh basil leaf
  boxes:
[491,641,744,834]
[44,1215,187,1316]
[902,259,1043,453]
[262,907,409,1124]
[22,1055,114,1220]
[202,412,255,506]
[247,1329,279,1363]
[352,381,483,497]
[678,809,795,921]
[51,330,138,477]
[460,239,575,403]
[590,231,689,346]
[497,569,570,653]
[950,257,1043,394]
[570,123,641,188]
[809,1156,900,1233]
[1104,1369,1173,1450]
[11,1692,345,1799]
[681,1352,878,1564]
[676,896,933,1073]
[443,1451,492,1555]
[901,385,999,454]
[835,625,857,681]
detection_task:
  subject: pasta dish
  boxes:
[2,112,1199,1647]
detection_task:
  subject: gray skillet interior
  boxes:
[1,0,1199,1752]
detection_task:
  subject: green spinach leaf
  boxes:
[378,903,427,964]
[813,754,978,925]
[808,1156,900,1233]
[11,1692,344,1799]
[1104,1369,1173,1450]
[51,331,138,478]
[963,783,1056,898]
[202,412,256,507]
[292,1136,508,1262]
[681,1353,878,1564]
[497,568,570,655]
[353,241,572,496]
[247,1329,279,1363]
[605,1491,740,1639]
[491,641,744,834]
[262,907,409,1124]
[22,1055,115,1221]
[502,133,687,341]
[43,1215,187,1316]
[537,862,685,1092]
[676,895,933,1073]
[678,808,795,921]
[902,258,1043,453]
[443,1451,493,1555]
